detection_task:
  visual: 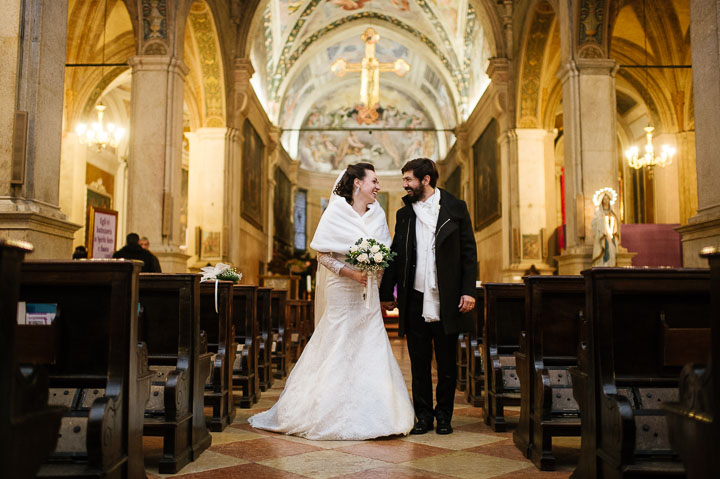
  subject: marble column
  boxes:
[556,59,632,274]
[58,132,88,245]
[127,55,189,272]
[502,128,555,280]
[677,0,720,266]
[0,0,80,256]
[186,127,227,269]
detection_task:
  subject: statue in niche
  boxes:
[591,187,619,267]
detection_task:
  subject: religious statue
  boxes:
[591,187,619,267]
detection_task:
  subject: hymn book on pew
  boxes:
[16,302,58,325]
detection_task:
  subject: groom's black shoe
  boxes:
[410,419,433,435]
[435,419,453,435]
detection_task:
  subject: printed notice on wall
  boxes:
[89,207,118,259]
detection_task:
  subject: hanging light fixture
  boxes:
[624,0,675,170]
[75,0,125,150]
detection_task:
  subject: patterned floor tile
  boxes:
[402,451,531,479]
[171,462,309,478]
[399,429,506,450]
[277,434,369,450]
[333,464,459,478]
[335,438,451,463]
[147,450,250,477]
[259,449,391,479]
[210,436,323,462]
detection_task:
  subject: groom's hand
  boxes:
[381,301,396,312]
[458,295,476,313]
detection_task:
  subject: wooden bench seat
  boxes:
[484,283,525,432]
[1,240,65,479]
[232,285,259,407]
[571,268,711,479]
[138,273,212,473]
[199,281,236,431]
[513,275,583,470]
[20,260,150,479]
[465,286,485,407]
[270,290,289,379]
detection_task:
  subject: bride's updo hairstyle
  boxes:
[333,162,375,204]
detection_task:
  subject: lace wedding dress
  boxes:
[248,253,414,440]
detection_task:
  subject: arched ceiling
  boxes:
[249,0,492,172]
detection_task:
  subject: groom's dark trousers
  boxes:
[406,289,459,423]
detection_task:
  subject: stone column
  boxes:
[503,128,555,279]
[677,0,720,266]
[0,0,79,256]
[556,59,632,274]
[127,55,189,272]
[652,133,681,224]
[186,127,227,269]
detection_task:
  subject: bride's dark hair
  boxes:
[333,163,375,204]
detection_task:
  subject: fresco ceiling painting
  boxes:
[250,0,492,173]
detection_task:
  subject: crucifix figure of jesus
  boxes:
[331,28,410,123]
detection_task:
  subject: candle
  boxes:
[306,275,312,292]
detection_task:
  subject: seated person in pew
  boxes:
[113,232,162,272]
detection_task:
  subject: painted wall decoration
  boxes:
[201,230,222,259]
[274,167,293,245]
[473,119,500,231]
[242,120,265,230]
[445,165,462,200]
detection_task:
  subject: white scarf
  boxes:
[310,172,391,324]
[412,189,441,322]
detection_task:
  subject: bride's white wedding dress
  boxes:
[249,174,414,440]
[248,261,414,440]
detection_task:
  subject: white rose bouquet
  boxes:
[346,238,397,304]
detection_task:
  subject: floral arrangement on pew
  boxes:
[346,238,396,306]
[200,263,242,283]
[200,263,242,313]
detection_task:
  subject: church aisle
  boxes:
[144,339,578,478]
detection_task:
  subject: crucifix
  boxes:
[330,28,410,123]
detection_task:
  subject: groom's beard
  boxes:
[405,184,423,202]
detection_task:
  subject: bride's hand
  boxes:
[353,270,368,286]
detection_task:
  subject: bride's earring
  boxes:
[354,185,360,196]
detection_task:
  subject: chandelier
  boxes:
[76,103,124,150]
[623,0,674,170]
[624,126,675,169]
[74,0,125,150]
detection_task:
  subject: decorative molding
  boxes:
[518,5,554,128]
[188,3,225,127]
[141,0,168,55]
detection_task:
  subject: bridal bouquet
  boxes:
[346,238,396,304]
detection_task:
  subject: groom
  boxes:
[380,158,477,435]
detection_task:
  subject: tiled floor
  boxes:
[144,338,579,478]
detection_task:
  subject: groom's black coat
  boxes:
[380,188,477,336]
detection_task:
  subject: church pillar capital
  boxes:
[557,57,619,273]
[127,55,189,77]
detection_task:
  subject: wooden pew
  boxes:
[270,290,289,379]
[199,281,236,431]
[571,268,711,479]
[20,260,150,479]
[513,275,583,470]
[456,332,468,392]
[256,287,273,391]
[664,250,720,478]
[465,286,485,407]
[1,240,65,479]
[138,273,212,473]
[483,283,524,432]
[231,285,259,407]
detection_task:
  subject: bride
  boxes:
[249,162,414,440]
